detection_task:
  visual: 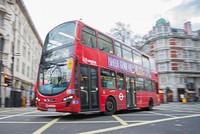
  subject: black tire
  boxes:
[143,99,154,111]
[147,99,154,111]
[104,97,116,116]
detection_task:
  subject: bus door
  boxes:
[80,65,99,111]
[126,76,136,108]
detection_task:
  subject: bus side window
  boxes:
[98,33,113,54]
[114,41,122,58]
[81,26,96,48]
[122,45,132,62]
[100,69,116,89]
[136,77,144,91]
[142,55,150,68]
[133,50,142,65]
[145,79,151,92]
[117,73,124,90]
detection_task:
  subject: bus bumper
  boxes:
[36,101,80,113]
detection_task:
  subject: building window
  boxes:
[0,13,3,26]
[164,26,169,33]
[185,39,193,46]
[156,39,165,47]
[178,63,183,71]
[16,59,19,72]
[159,77,167,84]
[177,50,183,58]
[176,77,185,84]
[156,26,162,33]
[27,66,30,77]
[185,50,193,59]
[23,45,26,57]
[18,21,21,33]
[184,63,191,71]
[22,63,25,75]
[158,63,167,71]
[157,50,166,59]
[0,0,5,4]
[17,39,20,52]
[28,51,30,61]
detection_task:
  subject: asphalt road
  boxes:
[0,102,200,134]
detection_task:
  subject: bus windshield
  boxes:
[44,22,76,51]
[38,21,76,95]
[38,60,72,95]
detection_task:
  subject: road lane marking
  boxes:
[79,114,200,134]
[174,124,182,127]
[0,120,148,124]
[32,117,61,134]
[112,115,128,126]
[149,111,176,118]
[158,108,200,113]
[32,113,69,134]
[0,111,39,120]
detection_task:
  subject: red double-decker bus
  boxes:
[35,20,160,115]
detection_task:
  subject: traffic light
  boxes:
[4,74,12,87]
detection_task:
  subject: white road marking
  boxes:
[158,108,200,113]
[0,111,39,120]
[79,114,200,134]
[112,115,128,126]
[149,111,177,118]
[174,124,182,127]
[32,113,69,134]
[0,120,149,124]
[32,117,61,134]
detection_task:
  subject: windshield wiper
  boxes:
[49,62,66,66]
[40,62,66,69]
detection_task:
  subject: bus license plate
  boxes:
[48,108,56,112]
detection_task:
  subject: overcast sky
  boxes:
[23,0,200,41]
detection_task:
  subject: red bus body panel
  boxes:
[36,20,160,114]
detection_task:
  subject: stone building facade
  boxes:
[0,0,43,106]
[140,18,200,102]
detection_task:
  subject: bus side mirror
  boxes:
[67,59,73,69]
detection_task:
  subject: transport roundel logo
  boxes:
[119,93,124,101]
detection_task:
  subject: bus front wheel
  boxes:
[104,97,116,116]
[143,99,154,111]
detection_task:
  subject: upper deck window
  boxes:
[133,50,142,65]
[114,41,122,58]
[81,26,96,48]
[98,34,113,54]
[142,55,150,68]
[122,45,132,62]
[44,22,76,51]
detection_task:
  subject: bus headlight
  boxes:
[36,97,40,102]
[62,96,73,102]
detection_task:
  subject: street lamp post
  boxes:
[10,54,14,107]
[0,37,4,107]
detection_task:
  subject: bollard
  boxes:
[182,98,186,104]
[21,97,26,107]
